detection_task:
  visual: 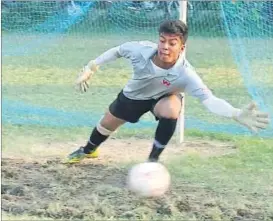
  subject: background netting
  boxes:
[2,1,273,138]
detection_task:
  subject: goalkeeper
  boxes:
[66,20,270,163]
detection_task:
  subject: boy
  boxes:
[67,20,269,163]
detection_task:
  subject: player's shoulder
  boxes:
[138,41,158,48]
[122,40,157,47]
[174,57,202,82]
[176,56,196,74]
[181,59,205,84]
[183,59,196,72]
[119,40,157,60]
[174,55,196,73]
[120,41,157,53]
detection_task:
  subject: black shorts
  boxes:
[109,90,183,123]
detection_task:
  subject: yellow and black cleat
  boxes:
[65,147,98,164]
[86,149,99,158]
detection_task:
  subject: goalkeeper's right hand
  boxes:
[75,60,99,93]
[232,102,270,133]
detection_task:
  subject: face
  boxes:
[157,33,185,64]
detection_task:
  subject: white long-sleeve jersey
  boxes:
[94,41,239,118]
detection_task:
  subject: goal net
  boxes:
[2,1,272,140]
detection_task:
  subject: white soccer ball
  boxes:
[126,162,171,197]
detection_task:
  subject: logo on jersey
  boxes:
[162,78,171,87]
[201,87,211,94]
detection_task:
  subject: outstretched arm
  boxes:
[184,65,270,133]
[202,96,269,133]
[76,41,142,92]
[202,95,240,118]
[93,46,121,67]
[76,46,122,92]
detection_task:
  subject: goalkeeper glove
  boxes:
[75,60,99,93]
[232,102,270,133]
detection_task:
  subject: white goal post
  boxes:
[177,0,188,144]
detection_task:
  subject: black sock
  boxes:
[148,118,177,161]
[83,127,109,154]
[148,143,165,162]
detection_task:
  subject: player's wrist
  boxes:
[87,60,99,72]
[84,65,92,73]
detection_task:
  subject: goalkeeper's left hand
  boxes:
[233,102,270,133]
[75,60,99,93]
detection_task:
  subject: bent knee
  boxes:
[154,95,182,119]
[157,106,181,119]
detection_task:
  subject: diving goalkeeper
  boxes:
[66,20,270,163]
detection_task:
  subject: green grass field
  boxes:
[2,33,273,220]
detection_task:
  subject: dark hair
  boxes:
[158,20,188,44]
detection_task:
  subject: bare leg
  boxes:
[83,110,126,153]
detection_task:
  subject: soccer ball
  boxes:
[126,162,171,197]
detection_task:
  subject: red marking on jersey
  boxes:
[162,79,171,86]
[201,87,211,94]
